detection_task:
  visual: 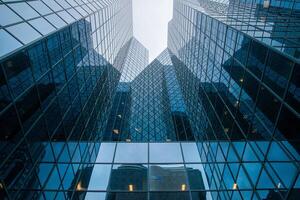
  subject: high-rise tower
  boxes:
[168,0,300,199]
[0,0,134,199]
[0,0,299,199]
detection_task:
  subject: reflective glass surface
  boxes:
[0,0,299,199]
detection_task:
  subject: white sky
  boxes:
[132,0,173,62]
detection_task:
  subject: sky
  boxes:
[132,0,173,62]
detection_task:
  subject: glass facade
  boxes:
[0,0,299,199]
[0,0,134,199]
[167,0,300,199]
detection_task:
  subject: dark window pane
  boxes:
[0,66,11,112]
[2,51,34,98]
[108,164,148,191]
[0,105,21,140]
[28,41,50,81]
[149,164,188,191]
[106,192,147,200]
[286,63,300,113]
[15,86,41,132]
[247,40,267,78]
[60,27,72,55]
[150,192,190,200]
[263,51,293,97]
[47,33,62,66]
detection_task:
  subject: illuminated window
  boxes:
[113,129,119,134]
[181,184,186,191]
[76,181,84,191]
[263,0,270,8]
[233,183,238,190]
[128,184,134,191]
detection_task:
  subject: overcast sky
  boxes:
[132,0,173,62]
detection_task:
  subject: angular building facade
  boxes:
[0,0,299,200]
[0,0,135,199]
[167,0,300,199]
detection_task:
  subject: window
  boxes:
[109,164,148,191]
[149,164,188,191]
[87,164,111,190]
[0,30,22,57]
[181,143,201,162]
[29,1,52,15]
[7,22,41,44]
[96,143,116,163]
[150,143,183,163]
[29,18,56,35]
[0,5,22,26]
[9,3,39,20]
[114,143,148,163]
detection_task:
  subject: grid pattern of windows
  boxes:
[195,0,300,59]
[1,0,300,199]
[28,141,297,200]
[167,0,300,199]
[103,49,194,142]
[62,142,211,200]
[0,0,133,199]
[103,37,149,141]
[0,0,133,65]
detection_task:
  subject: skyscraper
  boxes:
[0,0,135,199]
[0,0,299,200]
[168,0,300,199]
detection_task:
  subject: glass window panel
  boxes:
[236,167,252,189]
[276,106,299,144]
[181,142,201,162]
[85,192,107,200]
[150,143,183,163]
[95,143,116,163]
[106,192,147,200]
[15,86,41,132]
[42,0,62,11]
[109,164,148,191]
[45,167,61,190]
[0,105,21,140]
[270,162,297,188]
[29,1,52,15]
[0,5,22,26]
[45,14,67,29]
[28,41,50,80]
[267,142,290,161]
[257,168,276,189]
[243,163,261,185]
[46,33,62,65]
[37,163,55,188]
[150,192,190,200]
[0,67,11,112]
[114,143,148,163]
[87,164,111,190]
[67,8,82,20]
[7,22,41,44]
[29,18,56,35]
[186,164,210,191]
[246,40,267,78]
[0,29,22,57]
[149,164,188,191]
[191,191,208,200]
[57,11,75,24]
[58,0,71,9]
[2,51,34,98]
[9,3,39,20]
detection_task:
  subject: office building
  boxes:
[0,0,299,199]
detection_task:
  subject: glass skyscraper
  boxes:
[0,0,299,200]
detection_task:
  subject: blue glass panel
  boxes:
[0,30,22,57]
